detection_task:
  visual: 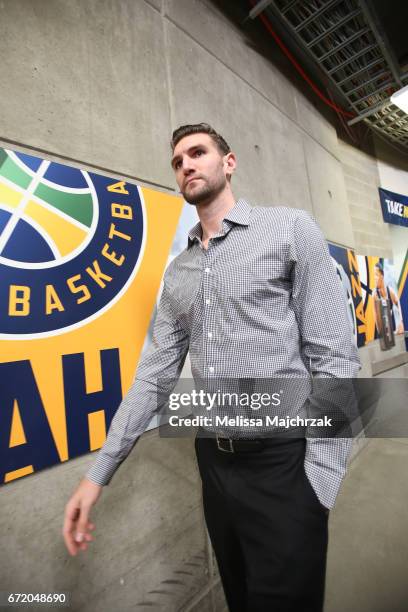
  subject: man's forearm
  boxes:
[85,377,165,485]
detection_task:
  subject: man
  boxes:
[63,123,360,611]
[373,261,404,336]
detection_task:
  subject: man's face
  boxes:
[374,267,384,288]
[171,133,233,206]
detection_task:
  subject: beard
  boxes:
[181,171,227,206]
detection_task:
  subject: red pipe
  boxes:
[248,0,356,118]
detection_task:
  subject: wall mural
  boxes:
[0,147,183,484]
[328,243,406,349]
[397,250,408,352]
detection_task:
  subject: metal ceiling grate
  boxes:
[257,0,408,150]
[365,103,408,147]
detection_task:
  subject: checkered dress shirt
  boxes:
[86,199,361,509]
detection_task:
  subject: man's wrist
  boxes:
[83,476,104,488]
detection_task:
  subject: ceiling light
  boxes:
[391,84,408,114]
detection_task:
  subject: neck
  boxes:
[196,187,236,242]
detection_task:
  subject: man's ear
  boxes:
[224,152,237,179]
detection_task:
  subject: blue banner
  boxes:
[379,188,408,227]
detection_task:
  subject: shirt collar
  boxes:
[187,198,252,247]
[223,198,252,226]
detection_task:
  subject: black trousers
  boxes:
[195,435,329,612]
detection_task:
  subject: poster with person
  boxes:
[328,244,405,351]
[373,259,404,348]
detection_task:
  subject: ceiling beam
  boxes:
[358,0,403,87]
[248,0,274,20]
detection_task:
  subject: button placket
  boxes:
[202,242,217,376]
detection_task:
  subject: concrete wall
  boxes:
[0,1,407,610]
[339,140,392,259]
[0,0,357,243]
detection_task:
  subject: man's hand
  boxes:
[63,477,102,556]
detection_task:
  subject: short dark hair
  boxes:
[171,123,231,155]
[375,262,384,276]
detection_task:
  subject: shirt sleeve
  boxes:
[291,211,361,509]
[291,210,361,378]
[85,270,190,486]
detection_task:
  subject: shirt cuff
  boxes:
[85,453,122,486]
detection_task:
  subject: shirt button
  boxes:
[205,298,211,305]
[208,332,213,338]
[205,267,211,273]
[209,366,215,373]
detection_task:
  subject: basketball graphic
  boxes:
[0,150,97,267]
[0,148,146,338]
